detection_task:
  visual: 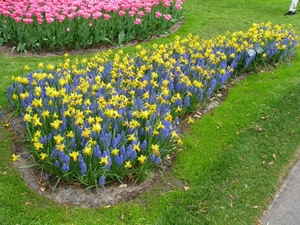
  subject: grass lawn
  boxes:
[1,0,300,224]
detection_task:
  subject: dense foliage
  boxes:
[0,0,184,52]
[6,22,297,187]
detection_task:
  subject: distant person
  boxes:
[285,0,299,15]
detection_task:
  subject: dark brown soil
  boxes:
[12,147,185,208]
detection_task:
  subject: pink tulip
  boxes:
[57,15,65,22]
[103,14,111,20]
[67,13,76,20]
[129,11,135,17]
[118,10,126,16]
[164,14,171,21]
[2,10,10,17]
[23,18,33,24]
[155,12,162,18]
[37,19,43,24]
[14,17,22,23]
[46,16,54,24]
[145,7,151,13]
[164,2,170,8]
[83,12,90,19]
[176,4,182,10]
[137,11,145,17]
[92,12,102,19]
[134,18,142,25]
[0,0,185,25]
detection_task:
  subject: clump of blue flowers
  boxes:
[6,22,297,187]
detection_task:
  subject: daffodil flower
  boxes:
[125,161,132,169]
[188,117,195,124]
[12,154,19,162]
[137,155,147,164]
[99,156,109,166]
[69,151,79,161]
[40,153,48,161]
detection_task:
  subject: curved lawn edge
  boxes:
[167,53,300,224]
[1,0,300,224]
[1,53,300,224]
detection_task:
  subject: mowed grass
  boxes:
[1,0,300,224]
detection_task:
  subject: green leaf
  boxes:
[104,38,113,44]
[118,30,125,46]
[17,43,27,53]
[19,164,38,169]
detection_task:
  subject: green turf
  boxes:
[1,0,300,224]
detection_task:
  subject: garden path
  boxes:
[260,153,300,225]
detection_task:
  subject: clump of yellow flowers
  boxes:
[6,22,297,187]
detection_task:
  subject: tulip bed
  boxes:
[6,23,297,188]
[0,0,184,52]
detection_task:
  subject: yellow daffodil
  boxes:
[66,130,74,138]
[152,129,159,136]
[177,138,183,145]
[171,131,179,139]
[127,134,136,142]
[151,144,160,156]
[92,123,101,133]
[69,151,79,161]
[12,154,19,162]
[53,135,64,145]
[46,64,55,70]
[81,128,91,138]
[175,106,182,113]
[128,119,140,129]
[133,144,141,152]
[99,156,109,166]
[156,121,165,130]
[40,153,48,161]
[35,86,42,97]
[20,92,29,100]
[23,65,30,71]
[56,143,65,152]
[50,119,62,129]
[138,155,147,164]
[32,114,42,127]
[83,146,92,156]
[165,112,173,122]
[188,117,195,124]
[41,110,50,118]
[87,117,95,124]
[111,148,119,156]
[125,161,132,169]
[23,113,32,122]
[34,141,43,151]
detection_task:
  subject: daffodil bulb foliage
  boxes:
[7,22,297,187]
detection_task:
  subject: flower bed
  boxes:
[0,0,184,52]
[6,23,297,188]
